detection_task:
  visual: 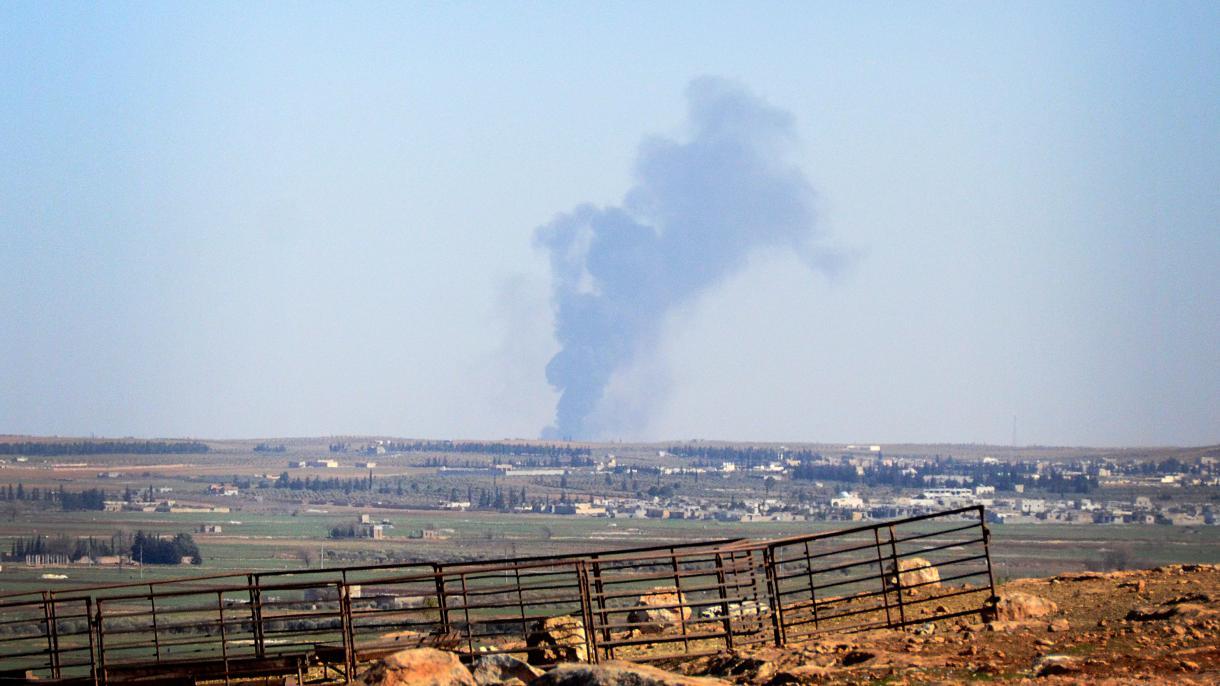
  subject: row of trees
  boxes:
[395,441,591,458]
[472,486,529,510]
[0,484,109,510]
[59,487,108,511]
[667,445,807,467]
[421,454,594,468]
[274,472,376,493]
[4,531,199,565]
[5,534,120,561]
[131,531,202,565]
[0,441,208,456]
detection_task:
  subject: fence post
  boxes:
[432,563,450,633]
[95,600,107,686]
[248,573,265,659]
[762,547,785,646]
[873,528,894,629]
[86,597,98,686]
[513,563,529,650]
[458,572,473,655]
[341,574,357,680]
[40,591,55,678]
[979,506,999,614]
[885,525,907,629]
[668,549,691,655]
[148,586,161,662]
[739,549,765,636]
[216,591,230,686]
[713,552,734,652]
[332,581,353,682]
[575,561,599,663]
[803,541,820,631]
[590,557,613,660]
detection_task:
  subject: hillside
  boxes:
[664,564,1220,684]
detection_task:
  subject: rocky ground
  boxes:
[668,563,1220,685]
[354,564,1220,686]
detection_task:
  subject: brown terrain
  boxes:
[668,563,1220,684]
[355,564,1220,686]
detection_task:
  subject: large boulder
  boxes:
[469,653,543,685]
[987,592,1058,623]
[1127,602,1217,622]
[533,661,729,686]
[1033,655,1081,677]
[357,648,476,686]
[526,615,588,665]
[627,586,691,634]
[890,557,940,591]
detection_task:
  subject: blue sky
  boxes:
[1,2,1217,446]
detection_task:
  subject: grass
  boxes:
[2,506,1217,596]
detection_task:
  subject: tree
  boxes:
[295,547,316,568]
[131,531,201,565]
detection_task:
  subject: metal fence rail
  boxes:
[0,506,995,685]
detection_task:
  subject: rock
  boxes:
[730,599,768,617]
[890,557,940,591]
[1048,619,1070,632]
[1127,603,1218,622]
[764,665,830,685]
[357,648,477,686]
[986,592,1058,622]
[526,616,588,665]
[702,654,769,677]
[532,661,729,685]
[1034,655,1081,677]
[753,660,778,683]
[841,650,876,667]
[1166,592,1214,605]
[627,586,691,634]
[1051,572,1106,582]
[469,654,543,685]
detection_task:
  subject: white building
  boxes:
[831,492,865,509]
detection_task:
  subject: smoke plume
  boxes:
[536,77,836,439]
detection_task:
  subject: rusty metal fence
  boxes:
[0,506,995,684]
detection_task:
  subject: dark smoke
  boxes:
[536,77,837,439]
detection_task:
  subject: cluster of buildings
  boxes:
[522,487,1215,527]
[287,458,380,469]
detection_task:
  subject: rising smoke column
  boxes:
[536,77,835,439]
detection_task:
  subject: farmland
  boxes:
[0,436,1217,596]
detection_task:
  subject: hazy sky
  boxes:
[2,3,1217,446]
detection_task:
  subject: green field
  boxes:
[2,507,1217,597]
